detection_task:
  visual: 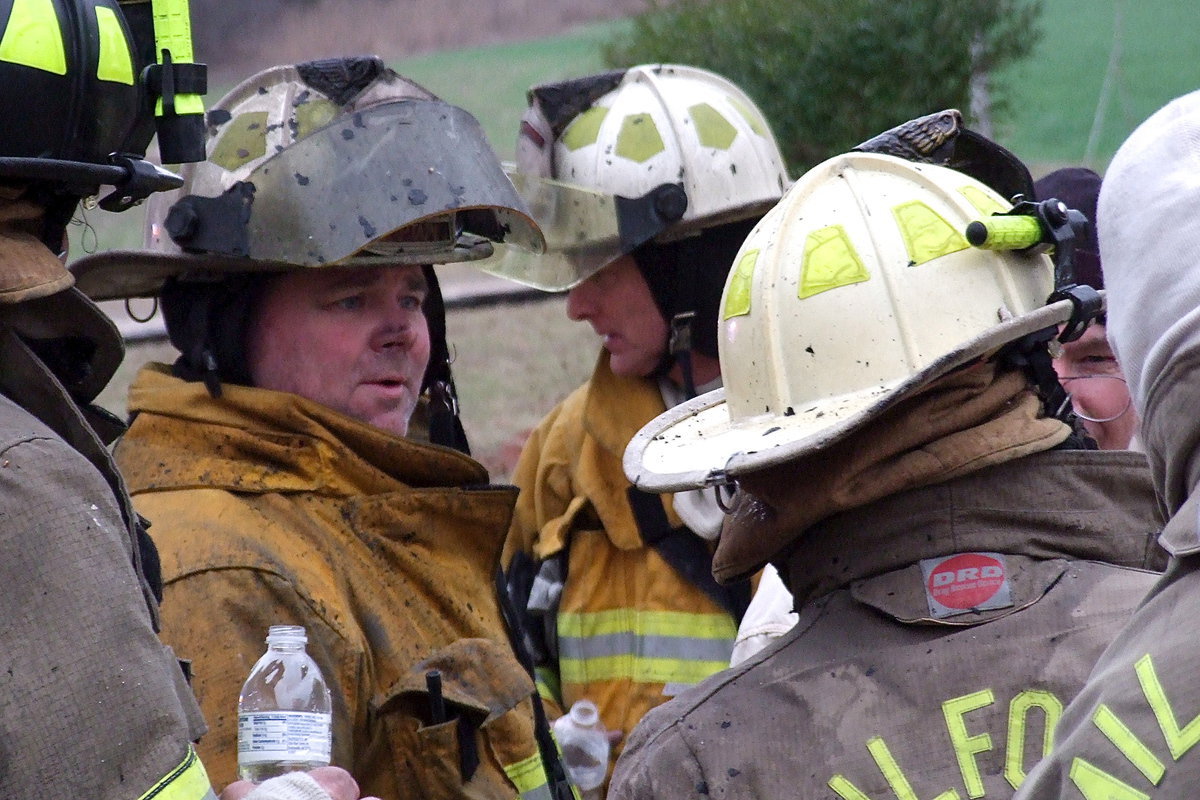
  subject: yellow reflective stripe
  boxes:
[0,0,66,75]
[689,102,737,150]
[867,736,961,800]
[559,609,734,639]
[800,224,869,299]
[892,200,970,266]
[503,752,554,800]
[959,185,1007,217]
[151,0,195,61]
[615,113,665,163]
[558,609,735,684]
[943,689,993,798]
[535,666,561,706]
[561,106,608,151]
[138,746,216,800]
[1069,758,1150,800]
[723,248,757,319]
[94,5,134,84]
[560,653,730,685]
[1091,703,1164,784]
[154,94,205,115]
[727,94,766,136]
[1005,689,1062,790]
[1135,652,1200,759]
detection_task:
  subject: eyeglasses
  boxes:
[1059,374,1132,423]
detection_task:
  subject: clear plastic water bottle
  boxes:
[552,699,609,798]
[237,625,333,782]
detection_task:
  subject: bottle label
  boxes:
[238,711,332,765]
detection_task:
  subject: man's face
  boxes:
[246,265,431,437]
[565,254,667,378]
[1052,322,1137,450]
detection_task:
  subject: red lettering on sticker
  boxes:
[927,554,1005,609]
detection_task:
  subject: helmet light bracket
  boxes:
[965,196,1101,343]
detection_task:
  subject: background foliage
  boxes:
[604,0,1043,173]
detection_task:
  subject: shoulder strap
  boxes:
[626,486,751,623]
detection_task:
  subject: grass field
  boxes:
[88,2,1200,478]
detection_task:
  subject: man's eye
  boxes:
[400,295,424,311]
[334,295,364,310]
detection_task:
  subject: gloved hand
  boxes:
[220,767,381,800]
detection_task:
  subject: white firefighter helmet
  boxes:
[625,151,1076,491]
[479,63,790,291]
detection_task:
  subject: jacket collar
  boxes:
[780,449,1164,607]
[119,364,489,496]
[582,350,667,459]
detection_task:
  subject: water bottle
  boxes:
[237,625,333,781]
[552,699,609,798]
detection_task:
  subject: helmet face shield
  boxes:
[226,101,542,266]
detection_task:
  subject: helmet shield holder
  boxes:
[474,173,686,291]
[167,101,543,267]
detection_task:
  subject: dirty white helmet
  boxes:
[479,64,789,290]
[71,57,544,300]
[625,151,1076,491]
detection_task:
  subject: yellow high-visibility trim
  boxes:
[800,224,869,299]
[689,103,737,150]
[560,654,730,685]
[0,0,66,75]
[1005,689,1063,789]
[615,113,665,163]
[1136,652,1200,760]
[94,6,134,85]
[154,95,205,116]
[959,185,1007,217]
[558,609,735,639]
[137,746,216,800]
[1069,758,1150,800]
[943,689,993,799]
[561,107,608,151]
[723,248,757,319]
[1091,703,1164,784]
[868,736,961,800]
[151,0,195,62]
[535,666,561,706]
[727,94,766,136]
[503,751,553,800]
[892,200,969,266]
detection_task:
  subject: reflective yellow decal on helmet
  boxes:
[295,98,339,140]
[724,248,759,319]
[959,185,1008,217]
[615,113,665,163]
[726,95,766,137]
[800,225,869,299]
[209,111,269,170]
[94,6,134,85]
[561,106,609,151]
[689,103,737,150]
[0,0,67,75]
[892,200,969,266]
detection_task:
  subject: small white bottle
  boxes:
[237,625,333,782]
[552,699,609,798]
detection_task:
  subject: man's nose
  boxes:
[566,280,596,321]
[374,302,421,349]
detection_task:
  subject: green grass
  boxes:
[992,0,1200,170]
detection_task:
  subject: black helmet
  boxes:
[0,0,205,246]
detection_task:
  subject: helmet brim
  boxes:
[624,298,1077,492]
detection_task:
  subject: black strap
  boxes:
[626,487,751,623]
[494,568,577,800]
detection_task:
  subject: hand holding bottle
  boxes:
[220,766,380,800]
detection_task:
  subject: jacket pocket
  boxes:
[374,638,551,800]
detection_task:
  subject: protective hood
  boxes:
[1100,88,1200,514]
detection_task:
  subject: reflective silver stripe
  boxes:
[559,631,734,663]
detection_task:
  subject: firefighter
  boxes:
[491,64,789,771]
[610,134,1164,799]
[70,58,570,800]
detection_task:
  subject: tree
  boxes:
[605,0,1043,174]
